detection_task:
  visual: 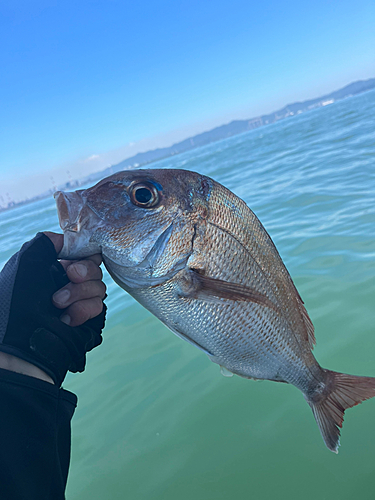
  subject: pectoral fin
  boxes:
[180,268,278,311]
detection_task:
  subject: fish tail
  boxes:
[309,370,375,453]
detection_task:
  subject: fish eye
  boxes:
[129,182,160,208]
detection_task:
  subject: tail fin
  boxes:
[309,370,375,453]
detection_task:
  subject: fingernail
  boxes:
[53,289,70,305]
[60,314,71,325]
[73,263,87,278]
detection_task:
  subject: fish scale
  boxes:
[55,168,375,453]
[188,211,312,384]
[207,181,316,352]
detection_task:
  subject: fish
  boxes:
[55,168,375,452]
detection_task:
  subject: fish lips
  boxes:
[54,190,103,260]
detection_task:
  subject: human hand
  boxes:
[46,232,106,327]
[0,232,107,386]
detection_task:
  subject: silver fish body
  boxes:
[55,168,375,452]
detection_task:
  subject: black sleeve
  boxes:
[0,368,77,500]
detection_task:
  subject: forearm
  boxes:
[0,232,106,499]
[0,351,54,384]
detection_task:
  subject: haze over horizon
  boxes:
[1,0,374,202]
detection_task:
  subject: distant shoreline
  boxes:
[1,77,374,214]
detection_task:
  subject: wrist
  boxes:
[0,351,55,384]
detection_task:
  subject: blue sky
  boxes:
[1,0,374,202]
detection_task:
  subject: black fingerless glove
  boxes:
[0,233,106,386]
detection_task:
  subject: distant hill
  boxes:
[88,77,375,181]
[2,77,374,212]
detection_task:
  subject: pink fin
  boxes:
[188,268,278,311]
[290,280,316,349]
[309,370,375,453]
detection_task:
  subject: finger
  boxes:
[65,259,103,283]
[52,280,107,309]
[85,254,102,266]
[43,232,64,254]
[60,297,104,327]
[58,259,78,272]
[59,253,102,273]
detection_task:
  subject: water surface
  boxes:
[1,89,375,500]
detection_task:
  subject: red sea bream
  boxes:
[55,168,375,452]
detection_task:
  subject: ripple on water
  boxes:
[1,88,375,500]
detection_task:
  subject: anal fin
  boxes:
[220,366,234,378]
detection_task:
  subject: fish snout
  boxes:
[54,190,102,260]
[54,190,85,232]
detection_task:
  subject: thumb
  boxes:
[43,232,64,255]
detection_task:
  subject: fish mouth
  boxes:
[55,190,85,232]
[54,190,102,259]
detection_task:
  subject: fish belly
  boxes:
[127,281,317,390]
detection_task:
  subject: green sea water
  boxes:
[1,89,375,499]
